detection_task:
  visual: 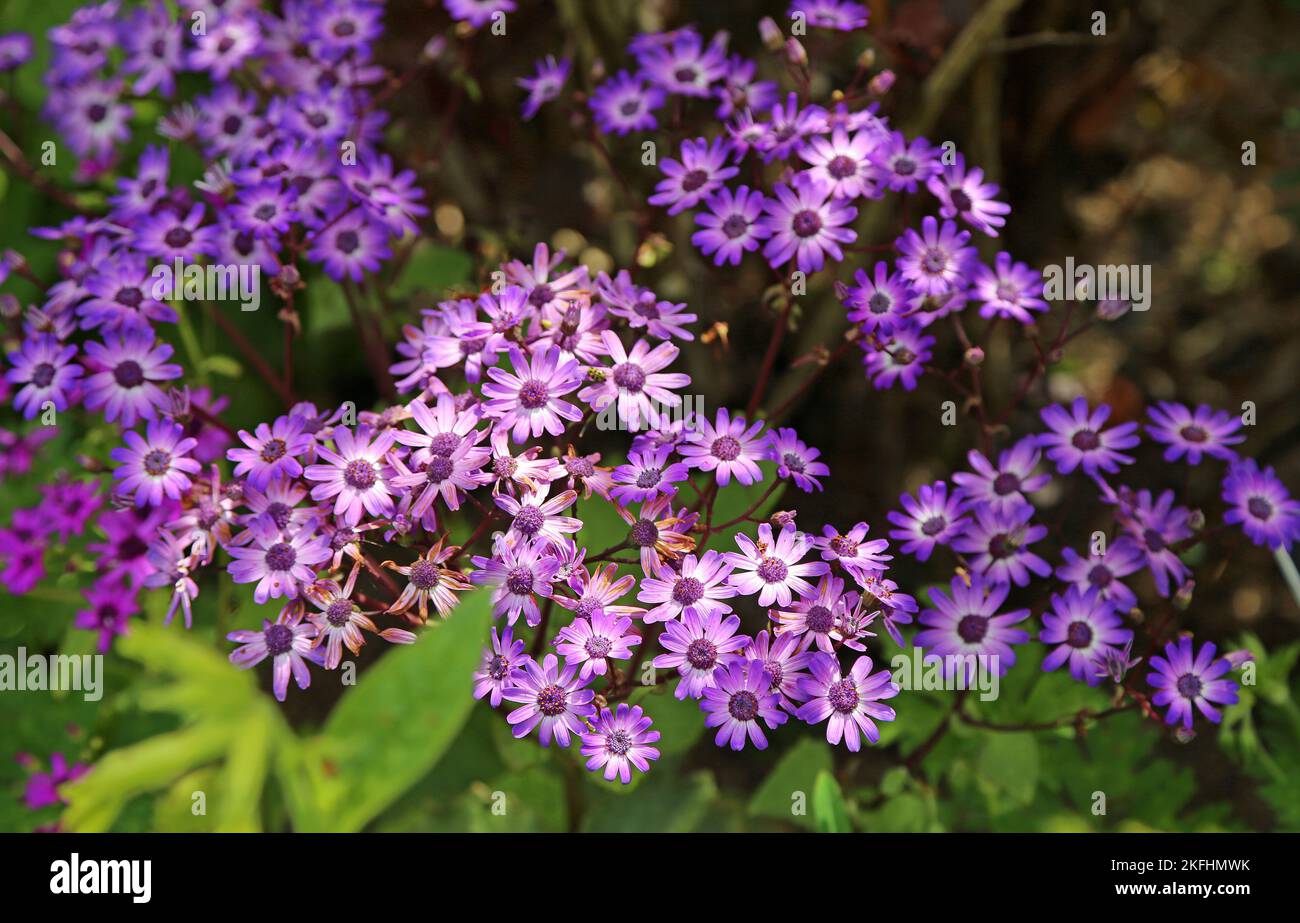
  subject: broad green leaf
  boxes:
[812,770,852,832]
[302,590,493,831]
[748,737,832,827]
[976,732,1039,812]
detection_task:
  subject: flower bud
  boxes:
[785,37,808,68]
[964,346,985,367]
[1097,298,1131,321]
[758,17,784,51]
[868,69,896,96]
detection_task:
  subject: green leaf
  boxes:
[390,242,474,300]
[812,770,852,833]
[748,737,832,827]
[300,590,493,831]
[976,732,1039,812]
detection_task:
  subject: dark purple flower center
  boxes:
[113,360,145,388]
[115,286,143,307]
[867,292,892,314]
[1142,528,1166,553]
[86,103,108,123]
[957,614,989,643]
[710,435,741,461]
[265,542,297,572]
[164,227,193,249]
[993,472,1021,495]
[325,598,353,627]
[518,379,550,409]
[585,635,612,659]
[950,189,973,212]
[612,362,646,392]
[686,638,717,671]
[606,729,632,755]
[1066,620,1093,648]
[266,502,292,530]
[921,248,948,274]
[757,556,789,584]
[409,559,439,590]
[673,66,698,84]
[264,623,294,656]
[31,363,56,388]
[513,505,545,536]
[829,535,859,558]
[828,678,860,713]
[505,566,533,596]
[1247,496,1274,522]
[781,452,806,473]
[142,449,171,476]
[635,467,662,489]
[222,114,243,135]
[492,455,518,478]
[536,683,568,716]
[806,605,834,634]
[1087,564,1113,588]
[619,99,641,116]
[1175,673,1203,699]
[427,432,460,456]
[728,690,760,721]
[565,455,595,478]
[487,654,509,680]
[827,155,857,179]
[722,214,749,239]
[1071,429,1101,451]
[792,209,823,238]
[765,659,785,690]
[343,459,377,490]
[892,156,916,176]
[629,518,659,547]
[425,455,455,483]
[335,230,360,254]
[672,576,704,605]
[1180,425,1208,444]
[254,202,278,222]
[527,284,554,307]
[680,169,709,192]
[260,438,287,462]
[920,515,947,537]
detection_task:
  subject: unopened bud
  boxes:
[1173,580,1195,611]
[964,346,985,367]
[1173,726,1197,744]
[1187,509,1206,532]
[758,17,784,51]
[1097,299,1131,321]
[421,36,447,63]
[856,48,876,70]
[785,37,808,68]
[868,69,895,96]
[770,510,797,529]
[1224,649,1254,669]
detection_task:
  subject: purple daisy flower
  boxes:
[771,574,856,653]
[229,182,299,240]
[589,70,665,135]
[813,522,892,582]
[227,606,322,703]
[482,345,583,443]
[611,446,691,506]
[951,436,1051,515]
[692,185,771,266]
[638,31,728,98]
[0,32,33,72]
[766,427,829,492]
[503,653,596,747]
[1040,587,1134,685]
[188,15,260,80]
[474,626,528,707]
[444,0,516,29]
[132,203,219,263]
[678,407,766,486]
[715,53,778,119]
[888,480,968,562]
[914,574,1031,682]
[926,154,1010,236]
[789,0,870,31]
[1145,402,1245,465]
[1147,637,1239,729]
[728,522,830,608]
[971,253,1048,324]
[1037,398,1140,476]
[870,131,941,193]
[82,328,182,426]
[307,210,392,282]
[862,322,935,391]
[796,652,899,751]
[896,216,976,297]
[22,751,90,811]
[649,136,739,215]
[79,255,177,330]
[5,334,83,419]
[74,578,139,653]
[580,704,661,784]
[1221,458,1300,551]
[745,629,814,711]
[555,610,640,679]
[226,521,331,605]
[759,93,828,162]
[110,420,201,508]
[761,173,858,274]
[701,660,786,751]
[303,427,397,526]
[517,55,569,120]
[843,261,918,337]
[799,127,878,200]
[951,500,1052,588]
[1056,542,1145,611]
[1117,488,1193,597]
[228,417,313,490]
[638,550,737,624]
[470,538,563,626]
[652,606,750,699]
[579,331,691,431]
[494,482,581,549]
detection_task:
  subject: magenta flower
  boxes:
[914,574,1031,682]
[771,574,857,653]
[611,446,691,506]
[971,252,1047,324]
[495,482,581,548]
[1040,587,1133,685]
[74,578,139,652]
[952,500,1052,588]
[1221,458,1300,551]
[227,605,323,703]
[926,154,1010,236]
[797,652,899,751]
[110,419,201,507]
[701,660,787,751]
[648,136,738,215]
[1147,637,1239,729]
[516,55,569,120]
[766,426,829,492]
[799,127,877,200]
[6,334,83,419]
[470,538,562,626]
[82,327,182,426]
[692,185,771,266]
[896,216,976,296]
[727,522,830,608]
[227,417,313,489]
[303,426,397,526]
[580,704,661,783]
[652,606,750,699]
[578,331,691,431]
[678,407,766,486]
[482,345,583,443]
[1145,401,1245,465]
[745,629,814,711]
[951,436,1051,516]
[503,653,596,747]
[474,626,528,708]
[638,550,737,623]
[555,610,640,679]
[589,70,664,135]
[813,522,892,582]
[761,173,858,274]
[226,521,330,604]
[1037,398,1140,476]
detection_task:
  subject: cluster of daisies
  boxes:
[0,1,1296,796]
[512,2,1044,393]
